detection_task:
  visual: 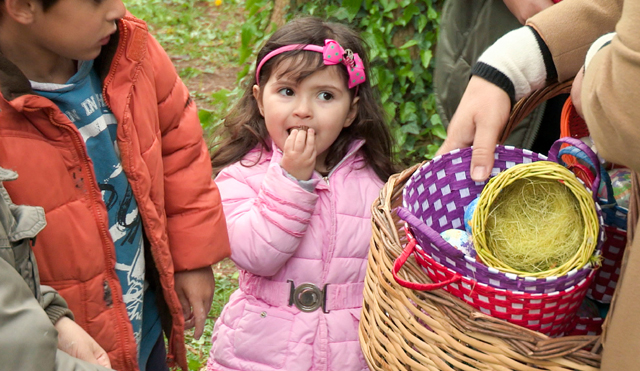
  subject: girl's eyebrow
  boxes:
[313,84,343,91]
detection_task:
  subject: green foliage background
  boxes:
[210,0,445,166]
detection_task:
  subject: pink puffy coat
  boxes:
[207,140,382,371]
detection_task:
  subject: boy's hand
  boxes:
[436,76,511,182]
[174,267,215,340]
[280,128,317,181]
[55,316,112,368]
[503,0,554,24]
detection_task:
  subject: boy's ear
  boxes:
[343,96,359,128]
[252,84,265,117]
[4,0,39,24]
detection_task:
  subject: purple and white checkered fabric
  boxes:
[401,146,604,293]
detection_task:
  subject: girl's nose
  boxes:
[292,97,313,119]
[107,0,126,22]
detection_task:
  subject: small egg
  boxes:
[440,229,476,258]
[464,197,480,234]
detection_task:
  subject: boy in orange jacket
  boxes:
[0,0,230,369]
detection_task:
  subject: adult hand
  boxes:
[55,316,112,368]
[571,66,585,119]
[436,76,511,181]
[280,128,317,181]
[174,267,215,340]
[503,0,554,24]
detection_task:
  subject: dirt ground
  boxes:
[172,57,241,111]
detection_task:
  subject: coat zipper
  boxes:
[101,20,180,369]
[320,141,364,185]
[44,107,138,371]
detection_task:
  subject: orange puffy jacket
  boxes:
[0,14,230,371]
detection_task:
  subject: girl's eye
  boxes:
[318,92,333,101]
[278,88,294,96]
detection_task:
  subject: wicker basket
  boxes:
[359,81,603,370]
[360,165,602,370]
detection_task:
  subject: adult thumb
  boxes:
[93,344,112,369]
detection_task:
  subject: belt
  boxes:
[239,271,364,313]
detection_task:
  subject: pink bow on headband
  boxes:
[255,39,366,90]
[322,39,366,89]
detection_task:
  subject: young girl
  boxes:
[207,17,396,371]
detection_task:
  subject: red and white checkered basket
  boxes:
[393,228,595,337]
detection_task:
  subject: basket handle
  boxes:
[500,80,573,144]
[392,228,462,291]
[395,207,465,259]
[558,146,616,206]
[548,137,602,199]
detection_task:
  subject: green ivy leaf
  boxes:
[383,0,398,12]
[417,14,428,33]
[420,49,432,69]
[401,122,420,134]
[342,0,362,21]
[399,39,418,50]
[393,126,407,147]
[426,143,441,159]
[400,4,419,25]
[383,101,397,120]
[431,122,447,140]
[399,101,417,123]
[427,5,438,20]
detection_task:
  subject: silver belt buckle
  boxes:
[287,280,329,313]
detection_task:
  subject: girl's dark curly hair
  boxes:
[210,16,396,181]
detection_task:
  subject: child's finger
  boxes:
[305,128,316,156]
[293,128,307,152]
[283,128,298,152]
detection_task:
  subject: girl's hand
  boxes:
[281,128,317,181]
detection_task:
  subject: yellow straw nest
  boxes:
[471,161,600,278]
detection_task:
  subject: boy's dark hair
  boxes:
[40,0,57,10]
[210,16,397,181]
[0,0,59,11]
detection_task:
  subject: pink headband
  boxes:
[255,39,366,90]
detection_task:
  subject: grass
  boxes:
[127,0,244,73]
[124,0,245,369]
